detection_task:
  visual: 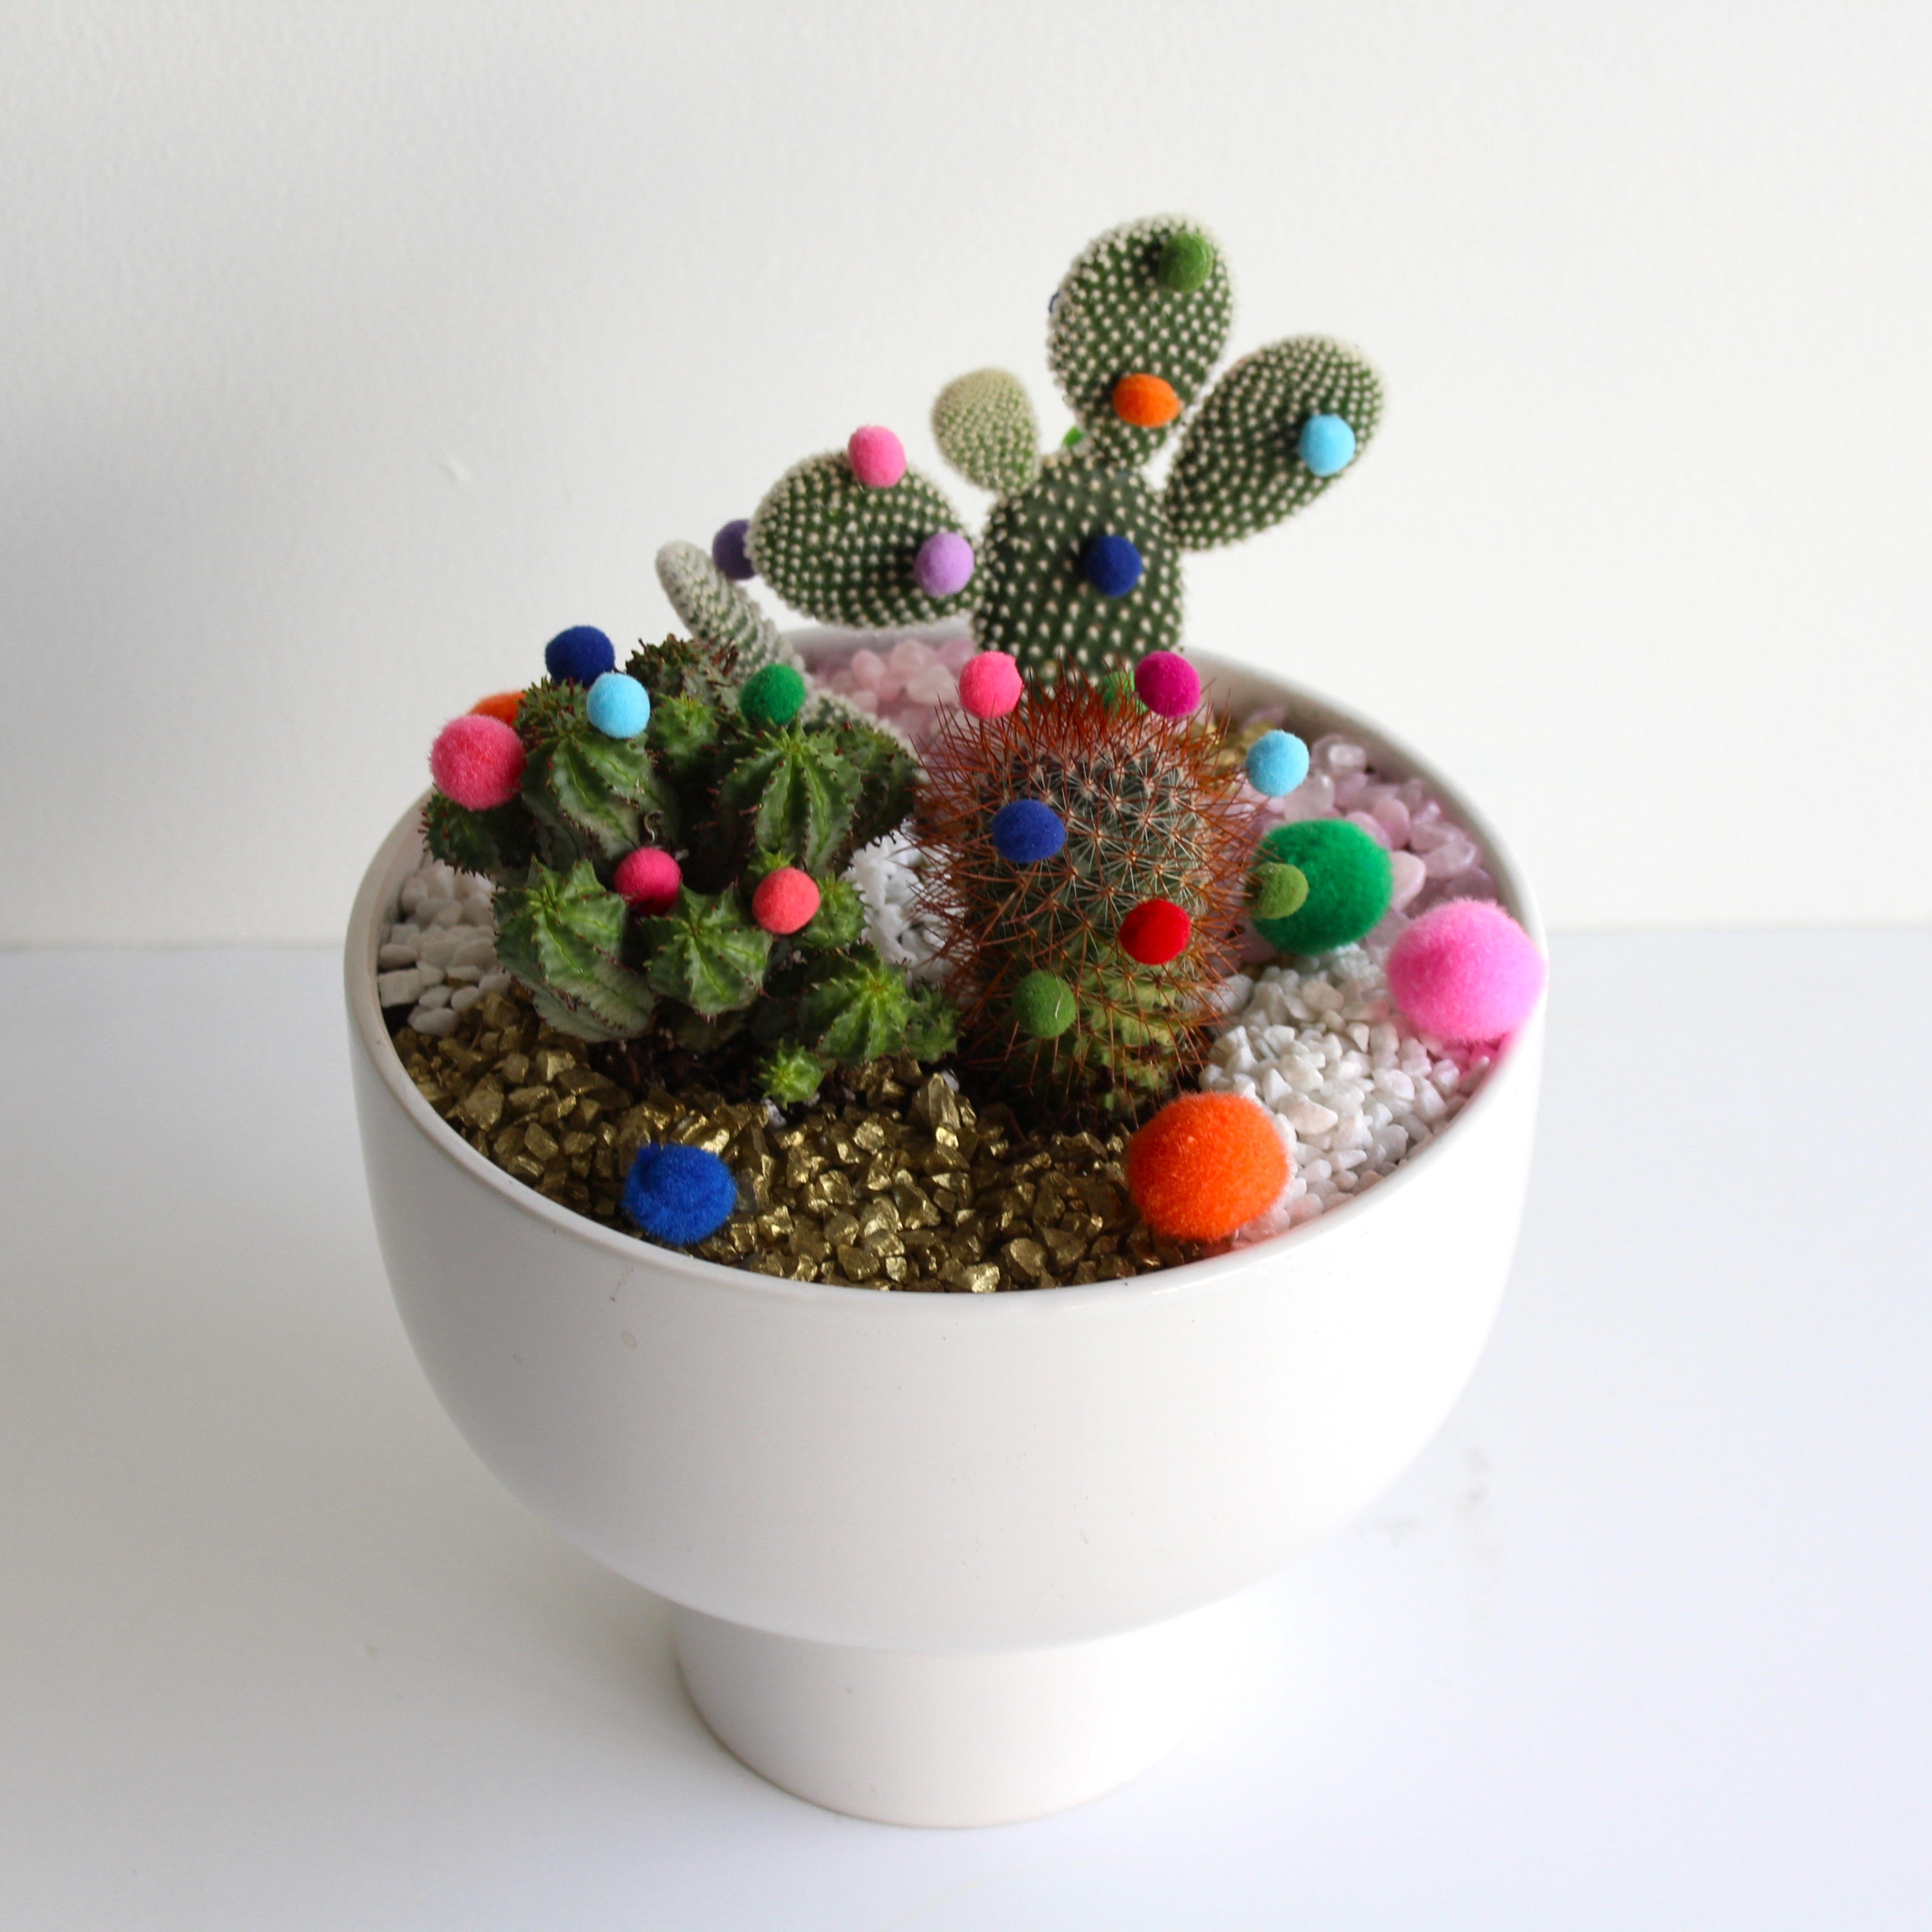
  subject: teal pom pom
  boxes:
[1298,414,1357,478]
[1013,970,1076,1038]
[1244,730,1309,797]
[586,671,650,739]
[740,661,807,730]
[1252,820,1391,954]
[623,1143,738,1246]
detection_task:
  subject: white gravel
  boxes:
[376,861,511,1036]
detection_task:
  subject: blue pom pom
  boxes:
[544,625,616,686]
[623,1143,739,1247]
[711,519,755,582]
[1082,533,1143,598]
[1245,728,1310,798]
[587,671,651,739]
[1298,414,1357,478]
[990,798,1066,864]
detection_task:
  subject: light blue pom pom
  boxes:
[1298,414,1357,478]
[1245,729,1310,798]
[586,671,650,739]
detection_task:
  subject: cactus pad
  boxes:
[748,452,973,629]
[1045,216,1233,463]
[974,453,1181,680]
[931,368,1041,494]
[1163,337,1385,551]
[656,539,785,664]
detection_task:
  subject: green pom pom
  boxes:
[740,661,806,730]
[1252,821,1392,954]
[1159,230,1215,293]
[1013,970,1076,1038]
[1250,861,1309,921]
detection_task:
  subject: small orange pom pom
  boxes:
[1126,1093,1289,1243]
[470,690,523,726]
[1111,372,1182,429]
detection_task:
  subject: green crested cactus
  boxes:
[423,632,952,1101]
[716,214,1381,684]
[912,679,1257,1118]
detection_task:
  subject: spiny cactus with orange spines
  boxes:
[912,679,1258,1119]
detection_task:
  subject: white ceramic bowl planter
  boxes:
[345,648,1544,1827]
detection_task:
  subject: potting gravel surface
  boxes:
[378,680,1511,1275]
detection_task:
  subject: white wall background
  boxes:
[2,0,1927,943]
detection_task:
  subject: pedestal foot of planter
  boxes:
[670,1604,1214,1827]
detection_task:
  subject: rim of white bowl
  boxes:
[347,647,1545,1317]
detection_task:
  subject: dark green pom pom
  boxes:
[1252,821,1392,954]
[1159,231,1214,293]
[1013,970,1076,1038]
[740,661,806,730]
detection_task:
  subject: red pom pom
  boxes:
[956,651,1022,719]
[847,425,907,489]
[468,690,523,726]
[614,847,681,914]
[752,866,821,935]
[1118,897,1191,965]
[1133,650,1201,718]
[430,713,524,811]
[1127,1093,1290,1243]
[1386,899,1545,1043]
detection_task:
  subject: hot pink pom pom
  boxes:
[956,651,1022,719]
[1386,899,1545,1044]
[847,425,906,489]
[752,866,821,936]
[430,713,524,811]
[1133,650,1201,718]
[614,847,681,914]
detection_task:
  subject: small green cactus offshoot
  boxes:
[717,214,1382,684]
[424,634,953,1101]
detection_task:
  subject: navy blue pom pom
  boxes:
[623,1143,740,1247]
[1082,534,1143,598]
[711,519,755,582]
[544,625,616,686]
[990,798,1067,864]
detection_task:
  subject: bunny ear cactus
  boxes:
[913,678,1257,1119]
[735,214,1384,686]
[422,631,951,1101]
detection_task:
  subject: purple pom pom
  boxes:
[711,519,755,581]
[915,530,975,598]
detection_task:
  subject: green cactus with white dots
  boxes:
[423,635,954,1095]
[667,215,1383,684]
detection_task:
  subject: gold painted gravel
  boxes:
[392,987,1199,1290]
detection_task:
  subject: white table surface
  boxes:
[3,932,1928,1931]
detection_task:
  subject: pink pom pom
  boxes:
[752,866,821,936]
[614,847,681,915]
[1133,650,1201,718]
[430,713,524,811]
[1386,899,1545,1044]
[956,651,1023,719]
[914,529,975,596]
[847,425,906,489]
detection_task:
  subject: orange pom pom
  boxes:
[470,690,523,727]
[1126,1092,1290,1243]
[1111,372,1182,429]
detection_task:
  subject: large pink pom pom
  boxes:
[430,713,524,810]
[752,866,821,935]
[956,651,1022,719]
[1133,650,1201,718]
[847,425,906,489]
[1386,899,1545,1043]
[614,847,681,914]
